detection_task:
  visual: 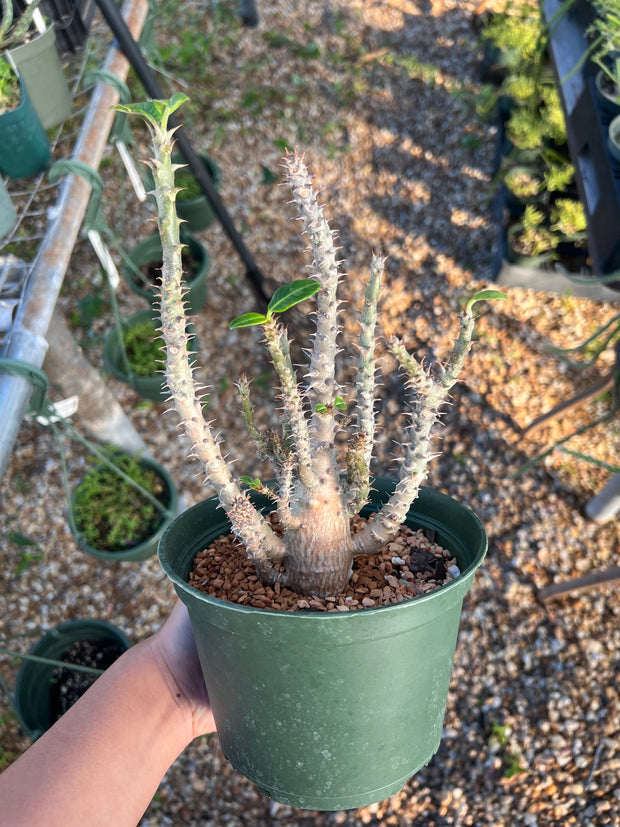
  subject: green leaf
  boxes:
[334,396,347,411]
[267,279,320,316]
[8,531,37,547]
[240,476,262,489]
[315,403,328,413]
[112,93,189,128]
[230,313,269,329]
[466,289,508,313]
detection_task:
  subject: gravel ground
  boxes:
[1,0,619,825]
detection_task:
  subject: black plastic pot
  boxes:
[122,233,209,314]
[159,480,487,810]
[14,620,131,740]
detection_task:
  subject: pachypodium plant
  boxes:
[115,93,506,597]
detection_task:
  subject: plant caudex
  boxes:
[114,93,506,597]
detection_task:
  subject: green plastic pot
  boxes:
[173,153,222,231]
[158,479,487,810]
[0,176,16,239]
[103,308,199,403]
[122,233,209,313]
[0,77,51,179]
[103,308,167,402]
[13,620,131,741]
[7,25,72,129]
[70,454,178,561]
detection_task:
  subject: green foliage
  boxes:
[480,0,542,66]
[122,319,164,377]
[230,279,320,328]
[588,0,620,98]
[0,0,42,50]
[72,454,167,551]
[504,166,543,198]
[505,105,545,150]
[71,294,107,333]
[7,531,43,576]
[113,93,189,130]
[550,198,587,238]
[262,31,321,59]
[466,290,507,314]
[175,168,202,201]
[503,74,538,104]
[513,204,558,257]
[0,55,20,112]
[543,160,575,192]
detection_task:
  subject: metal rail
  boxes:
[0,0,149,479]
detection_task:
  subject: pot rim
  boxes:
[158,482,487,619]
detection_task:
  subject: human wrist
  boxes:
[143,635,197,746]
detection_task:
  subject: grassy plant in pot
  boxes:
[69,448,178,562]
[116,94,506,810]
[103,307,199,402]
[103,308,169,402]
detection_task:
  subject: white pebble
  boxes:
[448,564,461,579]
[391,556,407,565]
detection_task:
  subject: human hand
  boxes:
[148,601,216,739]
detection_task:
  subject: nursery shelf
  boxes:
[543,0,620,278]
[0,0,148,479]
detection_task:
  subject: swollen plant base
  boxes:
[189,512,460,612]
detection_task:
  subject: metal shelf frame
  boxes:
[0,0,149,479]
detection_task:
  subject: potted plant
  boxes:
[122,232,210,314]
[3,0,72,129]
[172,152,222,232]
[0,0,50,179]
[144,152,222,232]
[502,163,545,216]
[116,95,506,810]
[103,307,168,402]
[68,448,178,561]
[506,203,560,266]
[10,619,131,741]
[103,307,199,402]
[478,0,543,83]
[588,0,620,117]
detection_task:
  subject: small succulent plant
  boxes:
[115,93,505,597]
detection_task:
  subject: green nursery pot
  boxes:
[122,233,210,313]
[70,454,178,561]
[158,479,487,810]
[172,152,222,232]
[103,308,167,402]
[0,77,51,179]
[7,25,72,129]
[14,620,131,741]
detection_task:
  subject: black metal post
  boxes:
[94,0,269,307]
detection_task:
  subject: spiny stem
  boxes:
[147,115,285,570]
[348,253,384,513]
[262,316,315,489]
[352,307,477,555]
[283,152,341,411]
